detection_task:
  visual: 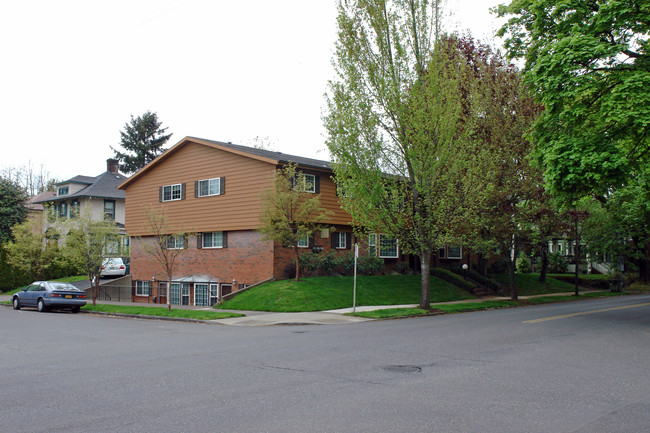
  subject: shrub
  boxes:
[487,259,509,274]
[357,255,384,275]
[548,252,568,273]
[395,261,411,275]
[516,255,531,273]
[430,267,475,292]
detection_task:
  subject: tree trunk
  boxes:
[508,258,518,301]
[419,248,432,310]
[538,247,548,283]
[294,247,301,282]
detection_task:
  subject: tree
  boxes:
[63,210,118,306]
[111,111,172,174]
[259,164,333,281]
[5,217,55,281]
[1,162,56,196]
[495,0,650,201]
[0,177,28,244]
[138,207,192,310]
[325,1,491,309]
[447,35,542,300]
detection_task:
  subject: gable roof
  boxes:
[118,136,332,190]
[35,171,128,203]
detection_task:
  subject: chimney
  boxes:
[107,158,119,174]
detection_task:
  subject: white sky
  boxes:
[0,0,506,181]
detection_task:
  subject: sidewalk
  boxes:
[0,292,600,326]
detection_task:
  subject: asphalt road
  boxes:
[1,295,649,433]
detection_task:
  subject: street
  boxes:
[1,295,649,433]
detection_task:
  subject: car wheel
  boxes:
[71,306,80,314]
[37,298,48,312]
[12,297,20,310]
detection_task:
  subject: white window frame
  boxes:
[293,173,316,193]
[210,283,220,306]
[135,281,151,297]
[202,232,224,249]
[194,283,210,307]
[162,184,182,202]
[334,232,346,249]
[297,234,309,248]
[368,233,377,256]
[447,245,462,259]
[378,234,399,258]
[197,178,221,197]
[166,235,185,250]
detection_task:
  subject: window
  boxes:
[368,233,377,256]
[161,184,184,202]
[447,245,462,259]
[196,177,223,197]
[135,281,151,296]
[170,283,181,305]
[297,234,309,248]
[202,232,224,249]
[195,283,209,306]
[379,235,399,258]
[334,232,346,249]
[57,186,69,196]
[70,200,79,218]
[57,202,67,218]
[166,235,185,250]
[104,200,115,221]
[292,173,317,193]
[105,236,119,255]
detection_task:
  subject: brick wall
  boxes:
[131,230,275,287]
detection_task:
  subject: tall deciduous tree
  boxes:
[5,217,56,281]
[325,0,489,309]
[259,164,333,281]
[111,111,172,175]
[495,0,650,201]
[0,177,28,244]
[63,209,119,306]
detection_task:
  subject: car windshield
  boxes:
[50,282,81,292]
[103,258,122,265]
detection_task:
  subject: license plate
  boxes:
[65,295,72,299]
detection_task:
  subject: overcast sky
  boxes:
[1,0,506,181]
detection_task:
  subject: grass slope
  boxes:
[490,273,575,296]
[219,275,475,312]
[82,304,243,320]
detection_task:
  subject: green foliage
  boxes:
[220,275,474,312]
[111,111,172,174]
[0,177,28,244]
[516,255,531,273]
[490,272,573,296]
[547,252,568,274]
[430,267,475,292]
[259,164,333,280]
[299,251,385,276]
[495,0,650,200]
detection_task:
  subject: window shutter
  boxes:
[315,175,320,193]
[181,183,186,200]
[197,233,202,249]
[220,177,225,195]
[159,186,163,202]
[194,181,198,198]
[309,235,315,249]
[331,233,336,249]
[222,231,228,248]
[346,232,352,249]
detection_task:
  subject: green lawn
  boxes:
[82,304,244,320]
[219,275,475,312]
[490,273,576,296]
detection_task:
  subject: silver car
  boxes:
[12,281,87,313]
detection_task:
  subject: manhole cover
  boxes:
[381,365,422,373]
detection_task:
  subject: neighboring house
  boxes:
[35,159,129,254]
[118,137,415,306]
[25,191,56,221]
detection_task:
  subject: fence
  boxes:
[84,276,132,302]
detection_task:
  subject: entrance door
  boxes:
[181,283,191,305]
[194,284,209,307]
[210,284,219,306]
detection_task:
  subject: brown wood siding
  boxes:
[294,167,352,226]
[124,143,277,235]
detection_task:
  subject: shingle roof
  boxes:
[188,137,332,171]
[35,171,127,203]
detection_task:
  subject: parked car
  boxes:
[100,257,127,278]
[12,281,86,313]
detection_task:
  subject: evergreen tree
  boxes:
[0,177,28,244]
[111,111,172,174]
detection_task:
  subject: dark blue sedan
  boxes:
[12,281,87,313]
